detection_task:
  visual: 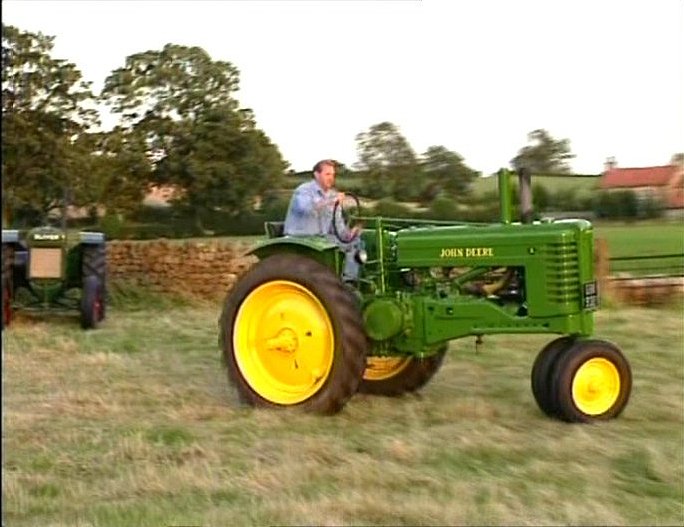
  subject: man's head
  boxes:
[313,159,336,191]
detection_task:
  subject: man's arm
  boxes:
[289,186,326,217]
[284,184,330,236]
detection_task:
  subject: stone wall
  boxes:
[606,276,684,306]
[106,240,257,300]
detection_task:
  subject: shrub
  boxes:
[532,184,550,211]
[550,187,579,211]
[261,195,291,220]
[637,194,665,219]
[98,213,126,239]
[372,198,414,219]
[426,196,460,220]
[594,190,643,219]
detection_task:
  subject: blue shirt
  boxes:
[283,179,349,238]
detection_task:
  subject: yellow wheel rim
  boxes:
[233,280,335,405]
[363,356,412,381]
[572,358,621,415]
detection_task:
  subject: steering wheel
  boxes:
[332,193,362,243]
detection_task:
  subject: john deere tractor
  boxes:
[2,224,107,330]
[218,169,631,421]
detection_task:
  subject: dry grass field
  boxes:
[2,296,683,526]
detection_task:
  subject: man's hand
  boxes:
[349,225,362,238]
[315,193,345,211]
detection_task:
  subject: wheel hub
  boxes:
[233,280,335,405]
[266,328,299,353]
[572,358,621,415]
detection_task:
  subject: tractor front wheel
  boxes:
[531,336,576,417]
[219,254,367,414]
[81,275,104,330]
[2,244,13,330]
[83,244,107,320]
[359,345,447,396]
[550,339,631,423]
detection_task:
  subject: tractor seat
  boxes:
[265,221,285,238]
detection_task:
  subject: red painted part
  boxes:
[94,294,103,322]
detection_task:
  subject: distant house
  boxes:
[143,184,184,207]
[600,158,684,209]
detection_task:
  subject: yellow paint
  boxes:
[232,280,335,405]
[571,357,621,415]
[363,356,412,381]
[440,247,494,258]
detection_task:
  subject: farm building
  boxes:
[600,157,684,210]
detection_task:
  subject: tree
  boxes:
[2,24,99,222]
[511,129,575,174]
[101,44,240,126]
[74,129,153,217]
[100,44,286,224]
[354,122,419,200]
[153,105,285,227]
[419,146,479,203]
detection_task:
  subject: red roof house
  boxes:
[600,160,684,209]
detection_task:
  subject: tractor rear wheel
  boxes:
[219,254,368,414]
[359,345,447,396]
[531,336,576,417]
[83,244,106,320]
[550,339,631,423]
[81,275,104,330]
[2,244,13,330]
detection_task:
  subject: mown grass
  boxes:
[2,297,683,526]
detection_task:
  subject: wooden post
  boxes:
[594,237,613,303]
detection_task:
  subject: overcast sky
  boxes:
[3,0,683,175]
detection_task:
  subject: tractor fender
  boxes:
[79,231,105,245]
[2,230,27,266]
[1,230,19,244]
[247,236,341,270]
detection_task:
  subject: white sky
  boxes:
[3,0,683,175]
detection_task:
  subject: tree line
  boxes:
[2,24,577,230]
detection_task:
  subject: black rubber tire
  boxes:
[82,244,106,321]
[2,244,13,330]
[81,275,104,330]
[218,254,368,414]
[332,193,361,243]
[359,345,447,396]
[551,339,632,423]
[530,336,576,417]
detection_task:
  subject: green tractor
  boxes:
[2,224,107,330]
[218,169,631,422]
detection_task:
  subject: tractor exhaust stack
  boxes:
[498,168,534,224]
[517,168,533,224]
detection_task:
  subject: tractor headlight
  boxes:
[355,249,368,264]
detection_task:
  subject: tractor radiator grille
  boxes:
[29,248,62,279]
[544,242,580,304]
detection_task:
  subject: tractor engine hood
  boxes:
[394,220,592,268]
[27,226,67,247]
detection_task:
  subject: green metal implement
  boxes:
[2,225,107,329]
